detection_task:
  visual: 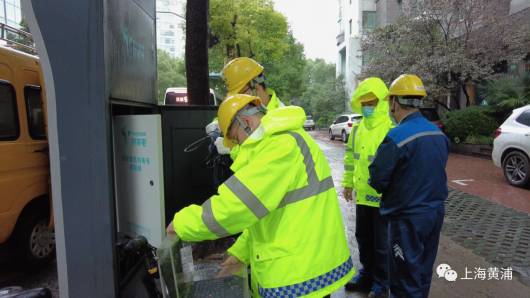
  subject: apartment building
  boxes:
[337,0,530,109]
[336,0,400,102]
[156,0,186,58]
[0,0,22,29]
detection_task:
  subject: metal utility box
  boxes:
[160,105,219,224]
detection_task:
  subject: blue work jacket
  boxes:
[368,111,450,218]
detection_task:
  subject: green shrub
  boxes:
[441,106,498,142]
[464,135,494,144]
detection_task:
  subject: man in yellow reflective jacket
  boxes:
[341,78,393,298]
[168,94,354,298]
[210,57,286,160]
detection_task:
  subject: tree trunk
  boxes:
[460,83,471,107]
[450,90,461,110]
[186,0,210,105]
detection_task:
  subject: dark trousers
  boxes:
[355,204,390,289]
[388,205,445,298]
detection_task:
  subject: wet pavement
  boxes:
[308,129,530,297]
[446,153,530,214]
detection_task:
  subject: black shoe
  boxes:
[368,283,389,298]
[345,275,374,292]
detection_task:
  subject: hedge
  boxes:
[440,106,498,143]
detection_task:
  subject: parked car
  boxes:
[304,115,315,130]
[492,105,530,187]
[420,107,444,131]
[329,114,363,142]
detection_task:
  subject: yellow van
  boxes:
[0,43,55,269]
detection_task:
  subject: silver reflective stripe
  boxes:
[225,176,270,220]
[201,199,232,238]
[277,132,335,208]
[344,164,354,171]
[279,176,334,207]
[345,147,353,152]
[397,131,446,148]
[354,153,360,160]
[351,126,358,144]
[367,155,375,162]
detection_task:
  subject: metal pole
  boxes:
[156,10,185,21]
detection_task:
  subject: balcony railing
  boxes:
[336,33,345,46]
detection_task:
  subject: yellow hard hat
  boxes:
[356,92,378,103]
[218,94,263,148]
[223,58,264,97]
[385,74,427,100]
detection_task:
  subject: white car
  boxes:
[492,104,530,187]
[329,114,363,142]
[304,115,315,130]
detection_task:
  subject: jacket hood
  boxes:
[241,106,306,148]
[351,78,390,129]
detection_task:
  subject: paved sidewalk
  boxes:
[310,135,530,298]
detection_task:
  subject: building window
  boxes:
[0,81,20,141]
[169,24,174,29]
[338,19,343,34]
[165,38,170,44]
[24,86,46,140]
[362,12,376,30]
[350,0,352,4]
[398,0,403,12]
[362,49,371,66]
[161,30,174,37]
[349,20,352,35]
[170,47,175,52]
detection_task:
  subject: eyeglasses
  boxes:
[226,120,241,144]
[239,86,252,95]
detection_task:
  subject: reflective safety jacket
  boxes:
[230,88,285,161]
[368,111,450,217]
[175,106,354,298]
[341,85,394,207]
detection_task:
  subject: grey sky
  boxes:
[273,0,338,65]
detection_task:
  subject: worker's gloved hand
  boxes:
[206,120,221,136]
[218,255,244,277]
[166,220,178,237]
[214,137,231,155]
[343,187,353,201]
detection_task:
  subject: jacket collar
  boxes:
[399,111,422,125]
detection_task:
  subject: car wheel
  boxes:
[8,209,56,270]
[502,151,530,187]
[342,131,348,143]
[329,129,335,140]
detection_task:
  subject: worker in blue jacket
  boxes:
[368,74,450,298]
